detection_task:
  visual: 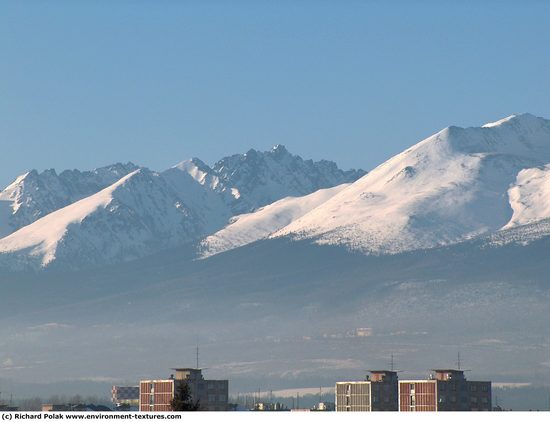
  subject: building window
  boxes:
[219,395,227,402]
[481,385,488,392]
[208,394,216,402]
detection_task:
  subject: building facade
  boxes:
[369,370,399,411]
[139,368,229,411]
[139,380,174,412]
[335,370,398,411]
[336,381,372,411]
[399,380,437,411]
[399,370,491,412]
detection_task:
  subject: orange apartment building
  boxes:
[399,369,491,411]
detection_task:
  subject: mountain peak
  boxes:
[270,144,289,156]
[482,112,542,128]
[426,113,550,159]
[171,158,219,189]
[275,112,550,255]
[173,157,211,173]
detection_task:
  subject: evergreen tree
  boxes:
[170,382,200,411]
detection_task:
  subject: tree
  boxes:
[170,382,200,411]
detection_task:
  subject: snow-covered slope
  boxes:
[162,163,231,234]
[200,183,349,257]
[0,163,138,237]
[0,169,201,269]
[504,164,550,228]
[274,113,550,254]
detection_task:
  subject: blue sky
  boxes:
[1,0,549,187]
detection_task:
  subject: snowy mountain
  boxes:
[4,114,550,270]
[0,147,363,270]
[176,144,366,214]
[274,113,550,253]
[0,169,204,269]
[0,162,138,238]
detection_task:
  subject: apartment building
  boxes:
[335,370,398,411]
[139,368,228,411]
[399,369,491,411]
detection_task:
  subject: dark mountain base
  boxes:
[1,237,549,408]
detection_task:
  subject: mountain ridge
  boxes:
[0,146,365,270]
[0,162,139,238]
[3,114,550,271]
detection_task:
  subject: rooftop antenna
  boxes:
[390,353,395,371]
[457,351,461,370]
[196,346,199,369]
